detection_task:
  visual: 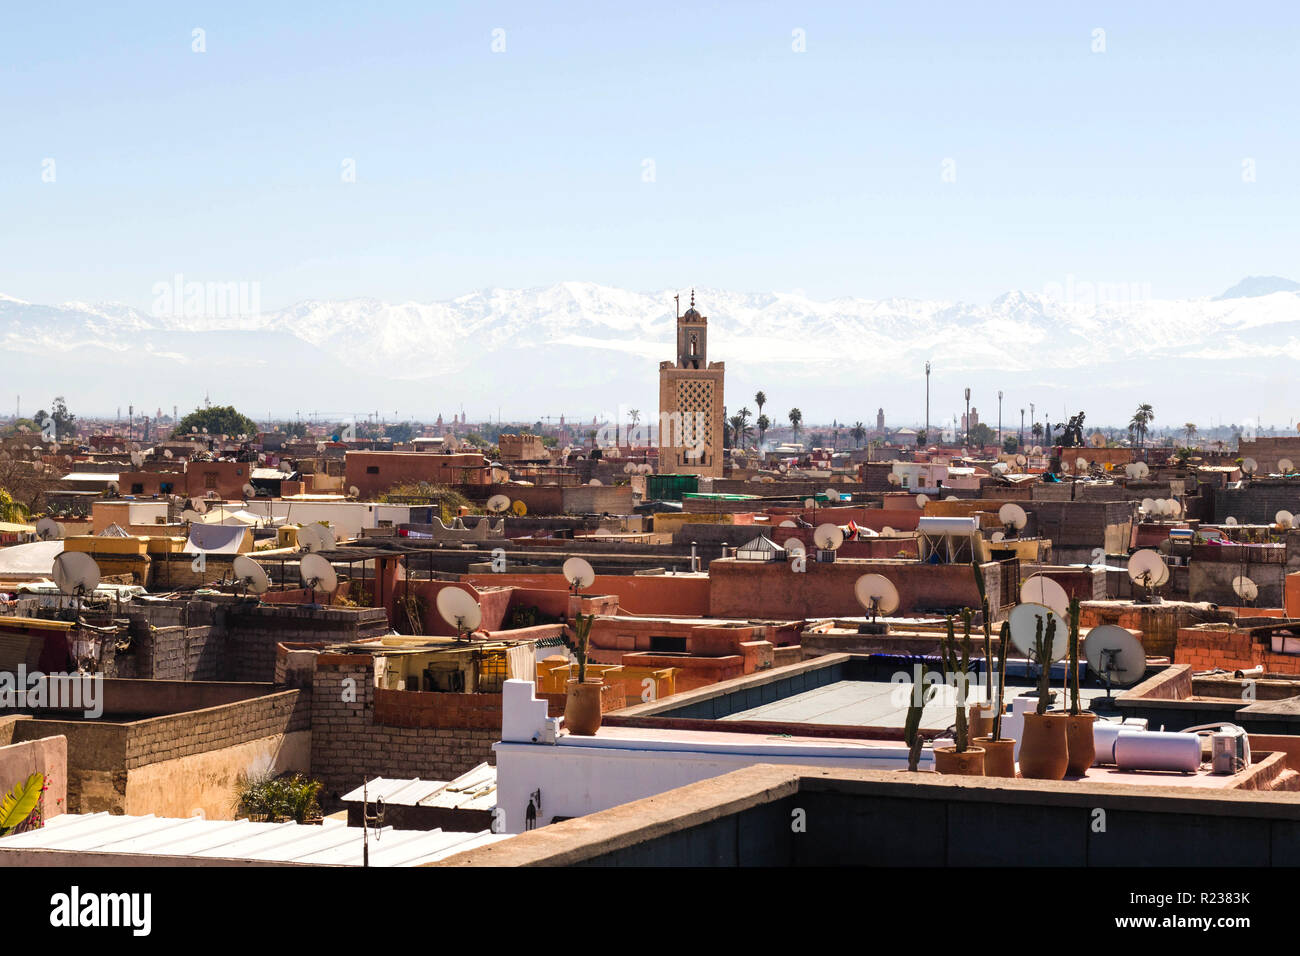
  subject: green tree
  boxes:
[1003,434,1019,453]
[788,408,803,443]
[174,405,258,439]
[385,422,415,443]
[756,414,770,448]
[970,423,994,447]
[754,390,767,422]
[1130,403,1155,450]
[851,421,866,448]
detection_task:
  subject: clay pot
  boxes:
[968,703,997,741]
[932,746,985,776]
[1019,712,1069,780]
[972,736,1017,777]
[563,679,604,736]
[1064,712,1098,776]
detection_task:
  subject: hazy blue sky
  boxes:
[2,1,1297,310]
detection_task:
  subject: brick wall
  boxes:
[123,690,310,768]
[309,656,498,807]
[1175,625,1300,675]
[224,605,390,682]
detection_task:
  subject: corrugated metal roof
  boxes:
[0,813,509,866]
[339,763,498,811]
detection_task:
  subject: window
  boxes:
[649,635,687,653]
[130,483,144,495]
[204,473,218,489]
[366,466,380,474]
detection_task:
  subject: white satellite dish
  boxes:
[436,587,482,637]
[297,524,333,552]
[242,483,256,499]
[813,523,844,550]
[854,573,900,620]
[1015,454,1027,467]
[588,479,602,486]
[181,509,203,524]
[823,487,840,502]
[1170,499,1183,517]
[1020,575,1070,617]
[1127,549,1169,590]
[1233,575,1259,603]
[1225,516,1238,526]
[998,502,1027,531]
[991,530,1005,543]
[881,526,895,535]
[299,553,338,596]
[1008,602,1068,662]
[1075,457,1088,470]
[130,451,144,467]
[1059,460,1071,473]
[886,473,901,486]
[1280,458,1295,474]
[915,493,928,508]
[562,557,595,590]
[779,519,798,528]
[784,539,806,556]
[232,554,271,595]
[163,449,174,460]
[1136,462,1150,478]
[1276,510,1294,529]
[52,552,100,596]
[1140,497,1155,514]
[1242,458,1258,476]
[348,485,361,498]
[992,462,1009,475]
[1031,445,1043,456]
[279,460,293,474]
[1084,624,1145,695]
[35,517,64,541]
[486,494,512,514]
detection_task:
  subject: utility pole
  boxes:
[1019,408,1024,450]
[964,388,971,448]
[998,391,1003,451]
[1030,402,1035,447]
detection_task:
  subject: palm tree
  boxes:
[851,421,866,448]
[756,413,770,448]
[1184,422,1197,445]
[1131,403,1155,450]
[788,408,803,444]
[738,406,752,449]
[754,391,767,422]
[629,409,640,425]
[1031,422,1043,442]
[727,414,751,449]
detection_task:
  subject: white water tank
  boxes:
[1113,730,1202,773]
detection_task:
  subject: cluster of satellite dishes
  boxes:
[622,463,654,475]
[1006,600,1144,704]
[486,494,527,516]
[1138,497,1184,518]
[1123,462,1151,480]
[296,523,337,553]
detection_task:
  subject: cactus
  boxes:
[991,620,1009,740]
[1067,597,1082,716]
[560,612,595,683]
[1034,612,1057,715]
[903,681,934,771]
[940,611,974,752]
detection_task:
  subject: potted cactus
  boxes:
[933,615,985,775]
[561,612,603,735]
[1063,598,1096,774]
[968,565,999,739]
[972,620,1017,777]
[902,679,938,772]
[1018,612,1069,779]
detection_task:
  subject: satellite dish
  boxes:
[1170,499,1183,517]
[35,517,64,541]
[823,487,840,503]
[562,557,595,590]
[991,530,1005,543]
[1242,458,1258,476]
[1084,624,1145,694]
[854,573,900,619]
[486,494,512,514]
[1075,457,1088,470]
[181,509,203,523]
[1127,549,1169,590]
[998,502,1027,531]
[881,526,895,535]
[299,553,338,595]
[510,499,527,516]
[1140,498,1155,515]
[1090,432,1106,448]
[992,462,1009,475]
[348,485,361,498]
[1276,510,1294,529]
[1059,460,1071,473]
[190,498,208,514]
[1136,462,1150,478]
[279,460,293,474]
[436,587,482,636]
[1008,602,1068,662]
[1020,575,1069,616]
[887,473,901,486]
[1032,445,1043,455]
[232,554,270,595]
[52,552,100,596]
[297,524,333,552]
[915,493,928,508]
[1233,575,1259,603]
[1225,516,1238,526]
[242,483,256,499]
[164,449,174,459]
[813,523,844,550]
[779,519,798,528]
[588,479,602,486]
[130,451,144,467]
[106,481,119,494]
[1280,458,1295,474]
[1015,454,1027,466]
[784,539,806,556]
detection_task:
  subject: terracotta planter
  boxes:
[968,703,996,742]
[563,679,604,736]
[932,746,985,776]
[972,736,1017,777]
[1019,712,1069,780]
[1064,712,1098,775]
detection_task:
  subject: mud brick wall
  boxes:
[224,605,391,682]
[309,655,498,808]
[123,689,309,768]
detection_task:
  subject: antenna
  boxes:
[1127,549,1169,603]
[486,494,512,514]
[52,552,101,624]
[1008,602,1068,663]
[853,573,899,634]
[1020,575,1069,616]
[35,517,64,541]
[1242,457,1258,476]
[435,587,482,641]
[232,554,271,598]
[1232,575,1258,605]
[299,553,337,605]
[1083,624,1145,705]
[562,557,595,594]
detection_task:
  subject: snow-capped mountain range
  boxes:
[2,278,1298,425]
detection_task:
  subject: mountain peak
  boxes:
[1215,276,1300,301]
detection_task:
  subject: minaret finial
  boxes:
[690,288,695,308]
